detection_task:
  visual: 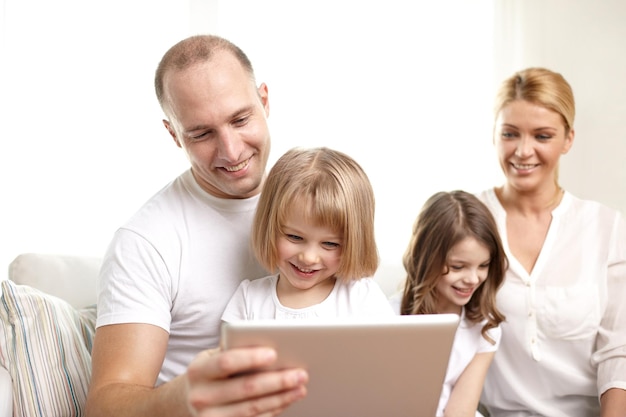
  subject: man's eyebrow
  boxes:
[231,105,255,118]
[184,106,256,133]
[185,124,211,133]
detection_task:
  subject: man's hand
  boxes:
[186,347,308,416]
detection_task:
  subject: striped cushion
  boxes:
[0,280,96,417]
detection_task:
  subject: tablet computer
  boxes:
[220,314,459,417]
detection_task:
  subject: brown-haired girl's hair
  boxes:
[400,190,507,344]
[252,147,378,281]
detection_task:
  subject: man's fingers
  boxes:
[187,347,308,415]
[189,347,277,381]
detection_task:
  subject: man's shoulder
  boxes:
[124,171,197,225]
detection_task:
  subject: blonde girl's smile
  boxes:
[276,206,343,293]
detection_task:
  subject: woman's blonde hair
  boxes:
[494,67,575,133]
[252,147,378,281]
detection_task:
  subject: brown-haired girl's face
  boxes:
[435,237,490,315]
[494,100,574,193]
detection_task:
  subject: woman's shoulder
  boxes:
[561,192,624,223]
[474,188,500,212]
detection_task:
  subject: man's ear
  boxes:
[562,128,575,154]
[163,119,182,148]
[257,83,270,117]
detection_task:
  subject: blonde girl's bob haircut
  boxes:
[400,190,507,344]
[252,147,379,281]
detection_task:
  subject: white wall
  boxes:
[0,0,192,272]
[3,1,623,293]
[494,0,626,215]
[1,0,498,289]
[209,1,498,293]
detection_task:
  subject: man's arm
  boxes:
[86,323,309,417]
[86,323,189,416]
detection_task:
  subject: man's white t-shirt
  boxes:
[97,169,267,384]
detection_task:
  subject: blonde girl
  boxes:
[222,147,393,321]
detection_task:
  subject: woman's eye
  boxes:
[450,265,463,271]
[536,134,552,140]
[501,131,515,139]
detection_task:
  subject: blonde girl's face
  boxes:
[275,205,343,304]
[494,100,574,194]
[435,237,490,315]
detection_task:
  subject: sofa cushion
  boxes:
[0,280,96,417]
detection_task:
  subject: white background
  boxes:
[1,1,625,286]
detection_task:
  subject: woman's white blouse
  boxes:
[478,188,626,417]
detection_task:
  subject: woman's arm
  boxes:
[444,351,495,417]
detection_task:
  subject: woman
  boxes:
[477,67,626,416]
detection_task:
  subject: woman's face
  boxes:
[494,100,574,193]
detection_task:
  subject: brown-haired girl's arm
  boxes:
[600,388,626,417]
[443,351,495,417]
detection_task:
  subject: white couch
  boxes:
[0,253,404,417]
[0,253,101,417]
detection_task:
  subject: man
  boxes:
[86,35,308,417]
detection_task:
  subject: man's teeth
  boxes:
[224,159,249,172]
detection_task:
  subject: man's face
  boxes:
[162,51,271,199]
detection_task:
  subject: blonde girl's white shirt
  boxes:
[477,188,626,417]
[221,274,395,321]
